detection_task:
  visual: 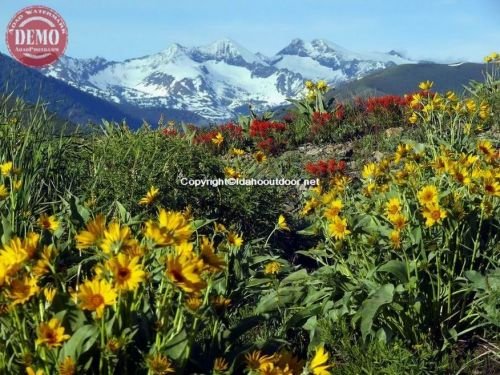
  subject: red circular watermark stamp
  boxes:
[5,5,68,68]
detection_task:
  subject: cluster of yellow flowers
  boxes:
[72,207,242,315]
[407,81,491,126]
[0,161,23,200]
[483,52,500,63]
[300,106,497,251]
[304,80,329,101]
[0,170,252,373]
[144,345,332,375]
[212,132,225,147]
[300,174,352,241]
[223,148,268,179]
[240,345,331,375]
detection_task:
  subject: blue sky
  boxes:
[1,0,498,62]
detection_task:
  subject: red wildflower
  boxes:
[365,95,409,113]
[256,137,276,153]
[305,159,346,178]
[334,104,345,121]
[218,122,243,138]
[312,112,332,127]
[193,122,243,145]
[249,120,287,138]
[162,128,178,137]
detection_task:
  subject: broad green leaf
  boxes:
[358,283,395,341]
[165,328,189,361]
[193,218,216,230]
[0,214,12,245]
[281,269,308,285]
[297,223,319,236]
[255,291,279,314]
[378,260,409,284]
[59,324,99,361]
[464,270,486,289]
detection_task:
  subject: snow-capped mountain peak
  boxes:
[42,38,416,121]
[159,43,189,60]
[190,38,264,65]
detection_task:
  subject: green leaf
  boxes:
[358,283,395,341]
[67,195,90,225]
[59,324,99,361]
[464,270,486,289]
[114,201,130,222]
[0,214,12,245]
[297,223,319,236]
[255,286,303,314]
[164,329,189,361]
[378,260,409,284]
[281,269,308,285]
[245,278,272,287]
[193,218,216,230]
[376,327,387,343]
[409,226,422,247]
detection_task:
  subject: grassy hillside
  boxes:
[330,62,485,100]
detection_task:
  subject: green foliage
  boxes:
[0,63,499,374]
[0,95,84,233]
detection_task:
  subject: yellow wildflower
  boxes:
[0,184,8,200]
[417,185,439,207]
[138,186,159,206]
[166,252,205,293]
[77,278,117,318]
[309,345,332,375]
[144,209,193,247]
[38,213,59,233]
[277,215,290,231]
[264,261,281,275]
[227,231,243,248]
[147,354,175,374]
[7,276,40,305]
[418,80,433,91]
[0,161,13,176]
[328,216,351,240]
[212,132,224,147]
[58,357,76,375]
[422,204,447,227]
[245,351,276,371]
[254,151,267,163]
[105,253,146,291]
[36,318,70,348]
[230,148,245,156]
[213,357,229,372]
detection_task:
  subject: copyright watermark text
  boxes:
[179,178,319,187]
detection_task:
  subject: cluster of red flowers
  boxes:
[249,119,287,138]
[218,122,243,138]
[310,112,333,135]
[256,137,278,154]
[194,129,219,145]
[334,104,345,121]
[194,122,243,145]
[161,128,178,137]
[312,112,332,127]
[305,159,346,178]
[363,95,410,113]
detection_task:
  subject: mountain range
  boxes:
[0,38,486,127]
[41,38,414,121]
